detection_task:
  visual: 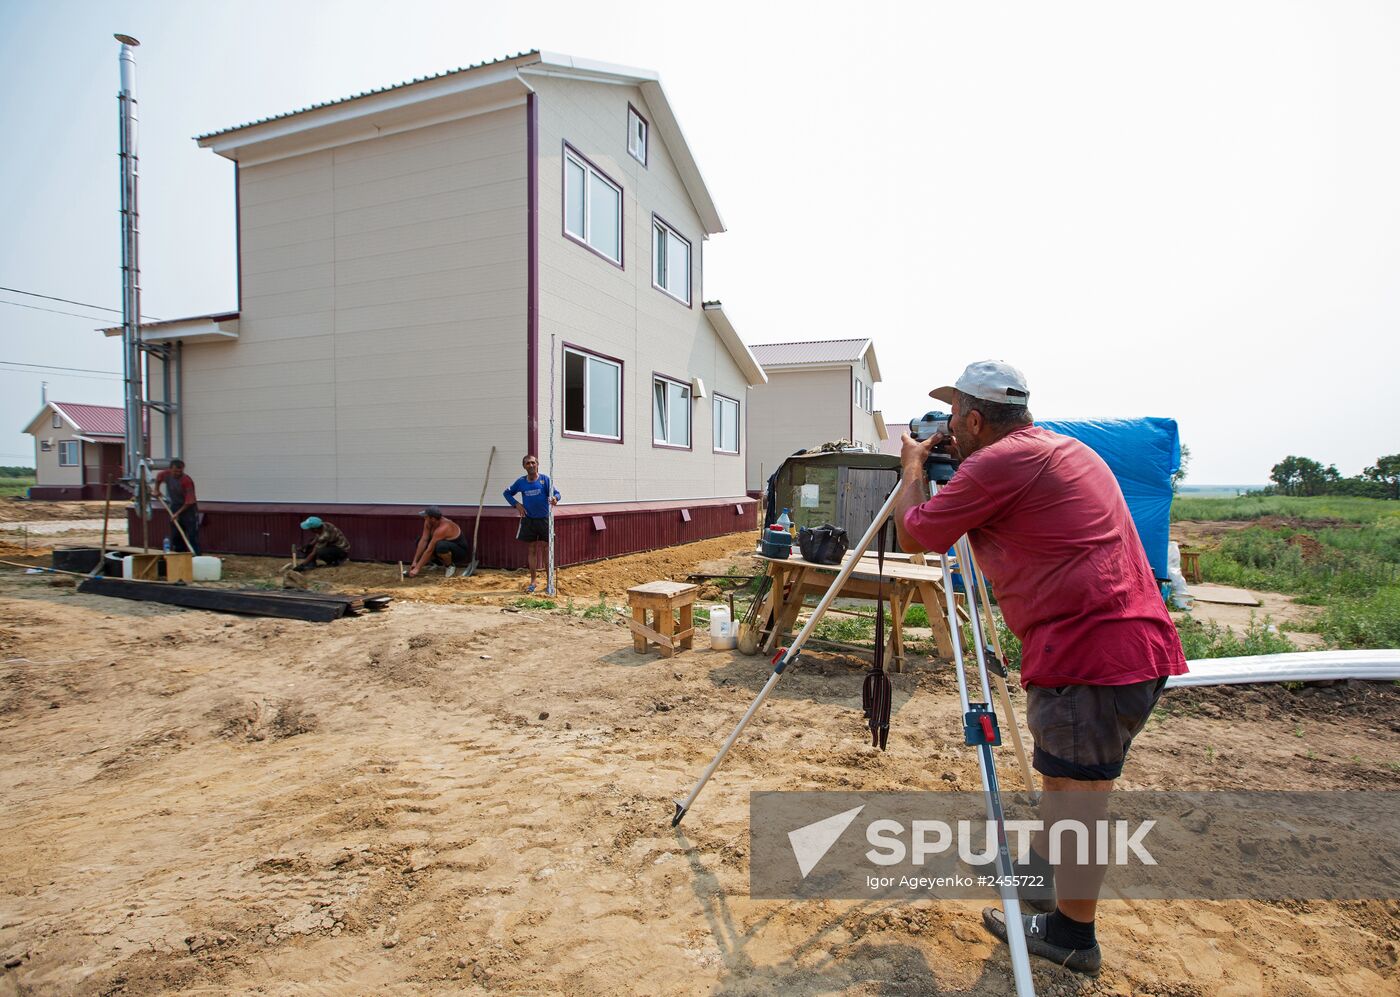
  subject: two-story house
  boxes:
[744,338,885,493]
[109,52,766,567]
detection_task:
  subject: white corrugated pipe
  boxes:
[1169,649,1400,688]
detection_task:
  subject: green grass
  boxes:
[0,476,35,498]
[1174,615,1298,659]
[511,596,557,610]
[1173,495,1400,652]
[1171,494,1400,524]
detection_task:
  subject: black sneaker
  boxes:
[981,907,1102,976]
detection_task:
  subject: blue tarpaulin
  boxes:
[1039,418,1181,580]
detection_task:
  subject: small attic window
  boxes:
[627,105,647,166]
[52,413,61,429]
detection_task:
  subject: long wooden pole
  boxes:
[966,547,1036,796]
[153,492,195,553]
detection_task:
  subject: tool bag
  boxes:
[797,523,849,565]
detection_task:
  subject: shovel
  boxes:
[463,445,496,578]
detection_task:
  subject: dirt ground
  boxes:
[1,520,1397,994]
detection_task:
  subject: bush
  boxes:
[1173,615,1297,659]
[1318,589,1400,649]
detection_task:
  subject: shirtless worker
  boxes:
[406,506,471,578]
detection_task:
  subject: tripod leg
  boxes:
[672,484,903,827]
[965,548,1037,797]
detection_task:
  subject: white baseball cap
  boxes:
[929,360,1030,406]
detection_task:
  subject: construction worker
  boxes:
[293,516,350,571]
[893,360,1188,977]
[153,459,199,554]
[407,506,470,578]
[503,454,560,593]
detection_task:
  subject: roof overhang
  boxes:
[873,411,888,441]
[193,51,724,235]
[197,60,536,168]
[702,303,767,387]
[101,313,240,344]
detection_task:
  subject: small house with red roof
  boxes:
[22,401,130,499]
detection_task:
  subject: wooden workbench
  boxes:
[753,549,968,671]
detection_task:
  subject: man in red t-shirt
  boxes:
[153,459,199,554]
[893,360,1187,976]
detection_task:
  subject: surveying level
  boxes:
[909,411,960,483]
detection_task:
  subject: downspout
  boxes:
[526,89,539,458]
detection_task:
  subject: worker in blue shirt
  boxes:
[503,454,561,593]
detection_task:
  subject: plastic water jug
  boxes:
[192,556,223,581]
[709,606,736,649]
[776,508,793,534]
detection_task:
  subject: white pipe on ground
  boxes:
[1169,649,1400,688]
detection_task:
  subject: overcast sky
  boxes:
[2,0,1397,484]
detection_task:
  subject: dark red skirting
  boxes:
[126,496,757,569]
[28,485,111,500]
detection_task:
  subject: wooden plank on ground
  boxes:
[1187,584,1262,607]
[76,577,346,622]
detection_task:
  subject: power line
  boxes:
[0,360,123,376]
[0,369,122,383]
[0,299,118,322]
[0,285,162,321]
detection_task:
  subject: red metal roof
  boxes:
[51,401,125,437]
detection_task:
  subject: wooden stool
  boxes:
[1179,549,1202,584]
[627,581,697,658]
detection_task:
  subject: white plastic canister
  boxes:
[709,606,736,649]
[192,556,222,581]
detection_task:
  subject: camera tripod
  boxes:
[670,454,1039,996]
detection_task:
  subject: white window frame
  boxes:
[57,440,79,466]
[651,215,691,306]
[652,374,692,449]
[627,105,648,166]
[713,394,740,455]
[562,144,624,266]
[562,345,623,442]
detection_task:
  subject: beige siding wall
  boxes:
[181,106,529,505]
[533,76,748,505]
[849,365,883,452]
[32,413,83,487]
[745,367,854,491]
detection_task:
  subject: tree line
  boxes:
[0,466,36,478]
[1266,454,1400,499]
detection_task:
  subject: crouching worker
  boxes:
[294,516,351,571]
[407,506,470,578]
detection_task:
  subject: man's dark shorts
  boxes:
[433,537,471,565]
[517,516,549,543]
[1026,677,1168,781]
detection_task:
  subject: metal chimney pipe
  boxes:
[116,33,144,483]
[41,381,47,406]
